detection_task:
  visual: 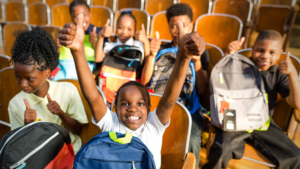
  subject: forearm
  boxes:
[58,112,81,134]
[287,73,300,109]
[194,60,207,96]
[141,55,155,85]
[95,36,105,62]
[142,38,150,57]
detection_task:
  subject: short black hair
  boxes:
[69,0,90,14]
[115,81,150,107]
[11,27,59,71]
[166,3,193,23]
[254,30,283,46]
[117,10,137,31]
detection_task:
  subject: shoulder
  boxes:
[160,42,173,51]
[9,91,25,106]
[50,81,78,95]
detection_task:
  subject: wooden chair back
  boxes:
[116,0,143,11]
[178,0,212,23]
[3,22,31,56]
[258,0,296,6]
[27,0,45,6]
[0,67,22,138]
[40,25,61,41]
[0,2,4,21]
[51,3,72,28]
[46,0,68,10]
[5,2,28,22]
[28,2,50,26]
[114,8,150,35]
[91,0,116,12]
[57,79,106,146]
[90,5,113,28]
[112,93,192,169]
[145,0,174,16]
[0,54,11,71]
[150,11,172,42]
[194,13,243,53]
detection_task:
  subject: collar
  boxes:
[123,123,145,137]
[24,79,54,105]
[116,37,134,45]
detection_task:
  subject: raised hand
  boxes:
[89,26,97,46]
[58,13,85,51]
[24,99,37,125]
[135,24,148,43]
[47,93,63,116]
[226,37,245,55]
[279,52,297,75]
[177,21,205,59]
[150,31,161,56]
[99,19,112,38]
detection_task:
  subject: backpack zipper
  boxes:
[113,54,140,62]
[9,132,59,169]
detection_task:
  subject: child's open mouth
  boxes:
[126,115,141,122]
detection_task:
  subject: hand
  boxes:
[58,13,85,51]
[89,26,97,46]
[24,99,37,125]
[56,37,62,48]
[279,52,297,75]
[135,24,148,43]
[47,93,63,116]
[177,21,205,59]
[149,31,161,56]
[99,19,112,38]
[226,37,245,54]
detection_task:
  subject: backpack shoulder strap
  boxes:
[155,47,179,62]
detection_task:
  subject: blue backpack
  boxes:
[73,132,156,169]
[149,47,201,114]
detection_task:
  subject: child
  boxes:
[141,3,208,168]
[8,27,88,155]
[53,0,109,80]
[58,13,205,168]
[203,30,300,169]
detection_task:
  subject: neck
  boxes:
[34,80,49,98]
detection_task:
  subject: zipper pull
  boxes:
[132,161,136,169]
[16,162,26,169]
[219,72,224,84]
[128,60,134,67]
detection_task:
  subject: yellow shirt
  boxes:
[8,80,88,154]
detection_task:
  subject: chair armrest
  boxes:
[182,152,196,169]
[294,109,300,123]
[0,120,11,127]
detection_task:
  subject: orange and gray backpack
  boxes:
[100,45,143,103]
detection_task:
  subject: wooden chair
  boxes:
[46,0,68,10]
[212,0,253,48]
[0,2,5,22]
[40,25,61,41]
[51,3,72,28]
[112,93,195,169]
[57,79,106,146]
[27,0,45,6]
[145,0,174,16]
[0,67,22,139]
[3,22,31,56]
[116,0,143,11]
[178,0,212,23]
[194,13,243,53]
[150,11,172,42]
[28,2,51,26]
[91,0,116,12]
[90,5,113,28]
[114,8,150,35]
[5,2,28,22]
[0,54,11,71]
[258,0,296,6]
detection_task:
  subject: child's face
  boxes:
[116,15,135,43]
[115,85,150,130]
[14,62,50,95]
[252,39,282,71]
[71,5,91,31]
[168,15,193,45]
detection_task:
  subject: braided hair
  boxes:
[11,27,59,72]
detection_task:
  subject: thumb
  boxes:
[47,93,52,102]
[286,52,290,61]
[177,21,185,41]
[93,26,96,33]
[24,99,31,110]
[239,37,245,45]
[77,13,84,29]
[141,24,145,32]
[155,31,160,39]
[105,19,110,26]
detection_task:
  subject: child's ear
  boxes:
[44,68,51,78]
[148,104,152,111]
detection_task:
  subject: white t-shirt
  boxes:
[103,37,145,57]
[92,107,170,169]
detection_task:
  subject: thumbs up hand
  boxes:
[279,52,297,75]
[149,31,161,56]
[135,24,148,43]
[58,13,85,51]
[47,93,63,116]
[99,19,112,38]
[89,26,97,47]
[24,99,37,125]
[225,37,245,55]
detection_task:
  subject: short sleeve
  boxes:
[147,109,170,135]
[92,107,120,132]
[8,101,24,130]
[278,73,290,99]
[201,50,210,71]
[65,83,88,124]
[103,42,114,53]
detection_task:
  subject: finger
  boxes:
[105,18,110,26]
[177,21,185,41]
[24,99,31,110]
[239,37,245,45]
[77,13,84,29]
[61,23,77,30]
[57,34,74,41]
[59,40,73,46]
[185,43,199,51]
[93,26,96,33]
[47,93,52,102]
[155,31,160,39]
[141,24,145,32]
[286,52,290,61]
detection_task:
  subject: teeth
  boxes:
[83,23,86,27]
[128,116,139,120]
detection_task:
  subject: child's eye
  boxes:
[137,102,144,106]
[121,102,129,106]
[28,78,34,82]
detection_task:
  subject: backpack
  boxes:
[0,121,75,169]
[149,47,201,114]
[100,45,143,103]
[73,132,156,169]
[210,54,269,131]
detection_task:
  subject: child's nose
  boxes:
[127,104,138,112]
[20,80,28,88]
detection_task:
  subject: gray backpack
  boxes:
[210,54,269,131]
